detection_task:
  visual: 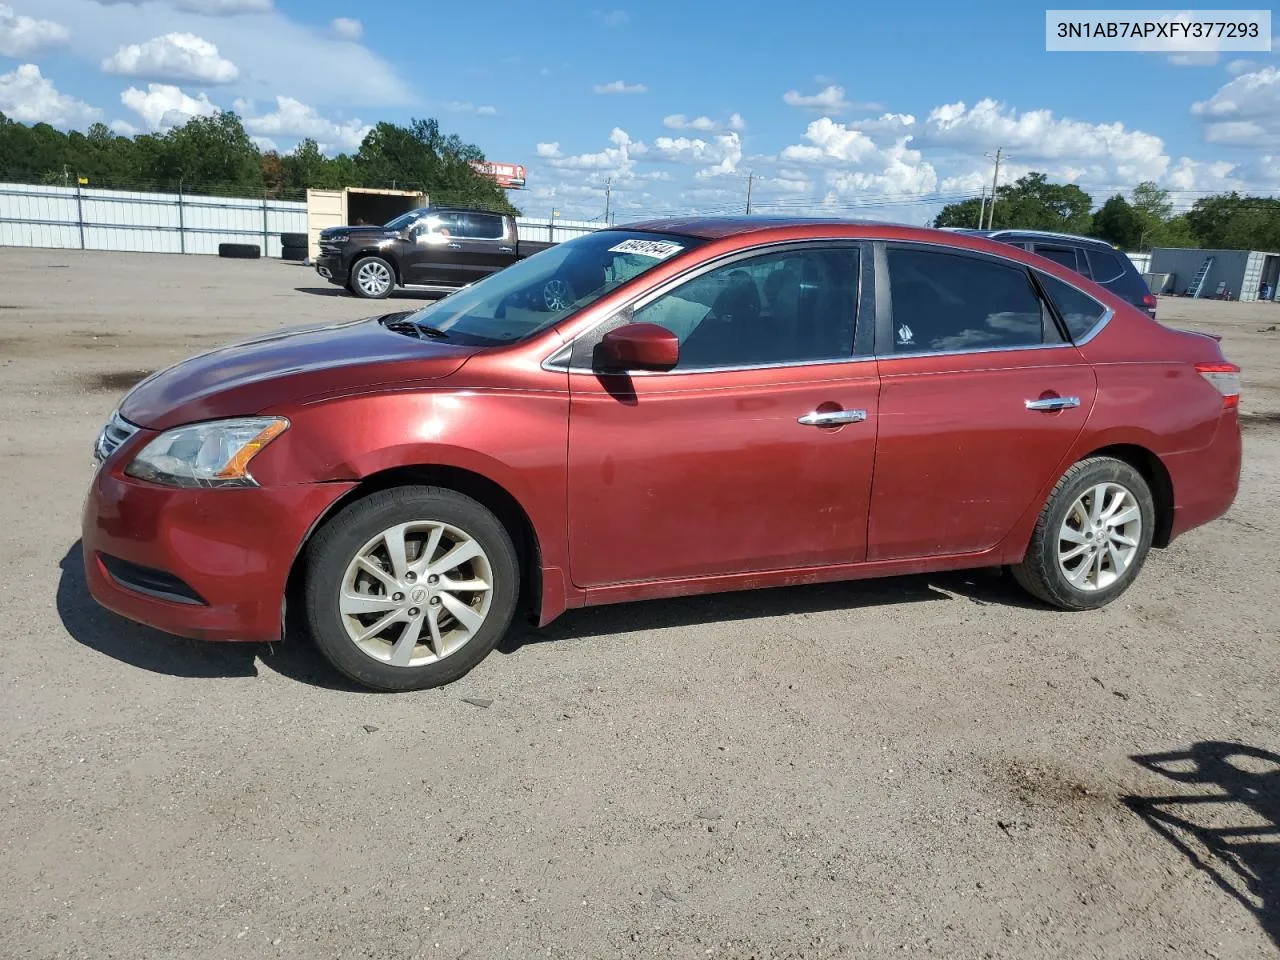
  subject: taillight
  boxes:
[1142,293,1157,308]
[1197,361,1241,409]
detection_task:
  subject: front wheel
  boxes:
[1011,457,1155,610]
[350,256,394,299]
[304,487,519,691]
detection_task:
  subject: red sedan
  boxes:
[83,218,1242,690]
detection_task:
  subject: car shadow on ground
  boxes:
[58,540,1045,689]
[293,287,447,301]
[1123,742,1280,950]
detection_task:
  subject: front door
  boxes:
[867,243,1097,560]
[566,243,879,587]
[402,211,467,286]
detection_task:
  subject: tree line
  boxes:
[933,172,1280,252]
[0,111,519,214]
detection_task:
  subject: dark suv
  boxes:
[951,229,1157,319]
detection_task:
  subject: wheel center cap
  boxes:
[409,585,428,604]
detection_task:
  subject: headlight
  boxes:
[125,417,289,488]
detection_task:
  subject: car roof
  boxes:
[615,215,999,243]
[985,229,1119,249]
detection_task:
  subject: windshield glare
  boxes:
[402,230,701,346]
[383,209,426,230]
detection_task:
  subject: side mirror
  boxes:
[598,323,680,372]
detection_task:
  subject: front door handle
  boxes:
[798,409,867,426]
[447,242,463,250]
[1025,396,1081,411]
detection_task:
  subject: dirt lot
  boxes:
[1,246,1278,960]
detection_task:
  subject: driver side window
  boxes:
[625,246,859,371]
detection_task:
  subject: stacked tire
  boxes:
[218,243,261,259]
[280,232,308,262]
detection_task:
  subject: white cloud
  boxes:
[1168,51,1218,67]
[548,127,646,178]
[652,132,742,178]
[102,0,272,12]
[780,117,879,164]
[103,32,239,84]
[920,98,1170,182]
[109,118,139,136]
[783,84,852,113]
[1228,58,1264,76]
[848,112,917,142]
[1192,66,1280,147]
[37,0,411,106]
[592,79,646,94]
[663,112,744,133]
[242,95,371,152]
[249,134,275,151]
[535,141,561,158]
[594,9,628,26]
[0,62,99,126]
[0,4,69,57]
[442,100,497,115]
[120,82,217,129]
[329,17,361,40]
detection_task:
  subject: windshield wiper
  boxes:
[382,316,450,340]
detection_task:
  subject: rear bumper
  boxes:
[1166,410,1242,541]
[82,465,355,642]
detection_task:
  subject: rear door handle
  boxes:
[448,242,462,250]
[798,409,867,426]
[1025,396,1081,411]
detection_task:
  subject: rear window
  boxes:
[1033,245,1080,272]
[1086,249,1127,282]
[1038,272,1108,340]
[462,214,505,239]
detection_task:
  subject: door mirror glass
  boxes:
[598,323,680,371]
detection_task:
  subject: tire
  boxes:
[304,486,520,691]
[1011,456,1155,611]
[280,232,308,250]
[280,246,306,262]
[218,243,260,259]
[350,255,395,299]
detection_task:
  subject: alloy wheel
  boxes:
[339,520,494,667]
[542,278,572,311]
[356,260,392,297]
[1056,482,1142,592]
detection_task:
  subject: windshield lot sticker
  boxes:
[608,239,684,260]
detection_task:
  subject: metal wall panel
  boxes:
[0,181,307,258]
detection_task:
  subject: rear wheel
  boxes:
[1011,457,1154,610]
[351,256,394,299]
[304,487,519,691]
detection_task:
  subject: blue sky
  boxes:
[2,0,1278,222]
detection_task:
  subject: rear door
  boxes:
[1031,243,1087,277]
[447,214,512,286]
[867,243,1097,560]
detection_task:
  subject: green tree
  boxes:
[932,196,986,229]
[1091,194,1143,249]
[933,172,1093,233]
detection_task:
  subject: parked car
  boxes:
[314,207,556,299]
[949,228,1159,319]
[84,218,1241,691]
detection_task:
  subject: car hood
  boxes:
[120,313,478,430]
[321,225,401,241]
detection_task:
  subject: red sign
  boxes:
[469,161,527,189]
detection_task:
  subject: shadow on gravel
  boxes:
[56,542,360,691]
[499,566,1041,654]
[293,287,447,301]
[1124,742,1280,950]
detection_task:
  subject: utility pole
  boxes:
[604,177,611,224]
[976,187,986,229]
[745,171,753,215]
[985,148,1003,230]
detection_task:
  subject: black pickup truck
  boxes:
[315,207,557,299]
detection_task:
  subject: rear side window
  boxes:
[462,214,505,239]
[885,247,1054,354]
[1038,272,1108,340]
[1086,249,1127,282]
[1033,244,1081,273]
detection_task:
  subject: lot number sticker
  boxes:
[608,238,684,260]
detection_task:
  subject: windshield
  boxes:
[400,229,702,346]
[383,209,427,230]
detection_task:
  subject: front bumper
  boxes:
[82,461,355,642]
[315,253,348,284]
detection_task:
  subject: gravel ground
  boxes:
[1,247,1277,960]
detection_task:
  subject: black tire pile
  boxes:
[280,232,308,262]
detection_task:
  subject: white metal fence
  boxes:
[0,181,602,257]
[0,182,307,257]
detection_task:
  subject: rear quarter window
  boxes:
[1037,272,1108,341]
